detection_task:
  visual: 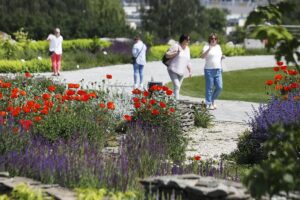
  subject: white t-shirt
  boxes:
[47,34,63,55]
[132,40,147,65]
[202,44,222,69]
[168,43,191,76]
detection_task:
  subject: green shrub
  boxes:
[221,44,246,56]
[230,130,266,164]
[0,59,51,72]
[75,188,138,200]
[242,123,300,199]
[0,195,9,200]
[11,183,47,200]
[194,104,214,128]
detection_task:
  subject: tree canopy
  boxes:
[0,0,129,40]
[140,0,226,41]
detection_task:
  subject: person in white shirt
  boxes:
[132,35,147,89]
[47,28,63,76]
[166,34,192,100]
[201,33,225,110]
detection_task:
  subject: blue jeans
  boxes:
[205,69,223,105]
[133,63,144,85]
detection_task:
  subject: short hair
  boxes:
[208,33,218,43]
[55,28,60,33]
[134,35,140,41]
[179,34,190,44]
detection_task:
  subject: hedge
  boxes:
[0,59,51,73]
[147,44,246,61]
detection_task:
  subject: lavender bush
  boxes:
[233,94,300,164]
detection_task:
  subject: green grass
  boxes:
[177,68,273,103]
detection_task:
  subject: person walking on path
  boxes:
[166,34,192,100]
[47,28,63,76]
[201,33,225,110]
[132,35,147,89]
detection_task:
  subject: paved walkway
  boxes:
[38,55,274,122]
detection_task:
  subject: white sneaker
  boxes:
[139,83,144,89]
[133,84,138,89]
[207,105,215,110]
[212,104,217,109]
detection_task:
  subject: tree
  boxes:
[0,0,129,39]
[245,1,300,72]
[141,0,226,41]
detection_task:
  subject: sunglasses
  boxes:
[211,37,217,40]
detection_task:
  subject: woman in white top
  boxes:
[166,34,192,100]
[132,35,147,89]
[47,28,63,76]
[201,33,224,110]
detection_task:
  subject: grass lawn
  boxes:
[176,68,274,103]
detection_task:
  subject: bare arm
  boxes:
[200,46,211,58]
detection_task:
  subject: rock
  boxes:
[0,172,9,178]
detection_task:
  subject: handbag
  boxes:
[131,44,144,64]
[162,47,180,67]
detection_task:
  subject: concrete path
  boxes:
[37,55,273,123]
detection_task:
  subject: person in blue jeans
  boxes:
[132,35,147,89]
[200,33,225,110]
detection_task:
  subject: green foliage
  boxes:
[0,59,51,73]
[242,123,300,199]
[245,4,282,27]
[13,28,30,43]
[245,1,300,72]
[230,130,266,164]
[0,0,128,39]
[75,188,138,200]
[194,104,214,128]
[141,0,226,40]
[11,183,47,200]
[221,44,246,56]
[0,195,9,200]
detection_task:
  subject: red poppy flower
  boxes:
[133,97,139,103]
[106,74,112,79]
[42,93,51,100]
[99,103,106,108]
[26,100,35,108]
[290,82,299,89]
[0,111,7,116]
[141,98,147,104]
[273,67,280,72]
[162,86,169,91]
[277,61,283,66]
[34,116,42,122]
[107,102,115,110]
[22,106,31,113]
[80,94,90,102]
[275,85,283,90]
[48,85,56,92]
[1,82,11,88]
[169,107,175,113]
[0,93,2,99]
[143,91,150,97]
[132,88,141,94]
[284,86,290,92]
[134,102,141,109]
[274,74,283,81]
[280,65,287,70]
[89,92,97,98]
[20,119,33,131]
[35,103,41,109]
[19,90,26,96]
[150,85,158,91]
[77,90,87,95]
[10,92,18,99]
[66,89,76,96]
[194,155,201,161]
[149,99,156,105]
[265,80,273,86]
[151,109,160,115]
[123,115,132,121]
[288,69,298,76]
[166,90,173,96]
[68,83,80,89]
[159,101,166,108]
[25,72,31,78]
